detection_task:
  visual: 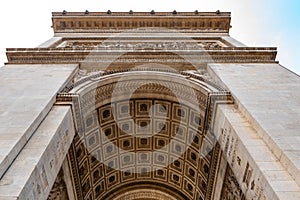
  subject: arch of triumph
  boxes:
[0,11,300,200]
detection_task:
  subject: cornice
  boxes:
[6,47,277,64]
[51,11,231,33]
[52,11,231,17]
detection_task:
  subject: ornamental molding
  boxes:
[6,47,277,64]
[51,12,231,33]
[55,67,232,200]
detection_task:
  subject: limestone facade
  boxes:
[0,11,299,200]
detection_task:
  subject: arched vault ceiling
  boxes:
[55,69,232,200]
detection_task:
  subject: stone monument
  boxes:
[0,11,299,200]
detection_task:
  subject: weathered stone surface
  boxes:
[0,64,78,178]
[38,37,62,48]
[209,63,300,198]
[215,104,300,199]
[0,106,75,200]
[1,12,300,200]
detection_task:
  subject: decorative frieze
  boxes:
[51,12,231,33]
[59,41,224,49]
[220,166,245,200]
[48,170,69,200]
[6,47,277,65]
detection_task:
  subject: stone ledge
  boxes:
[0,106,75,200]
[214,104,300,200]
[208,63,300,189]
[0,64,78,179]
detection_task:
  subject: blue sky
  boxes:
[238,0,300,74]
[0,0,299,74]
